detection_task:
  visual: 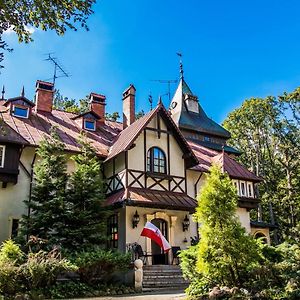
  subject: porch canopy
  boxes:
[106,187,197,212]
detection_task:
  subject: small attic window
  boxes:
[0,145,5,168]
[12,105,29,118]
[84,119,96,131]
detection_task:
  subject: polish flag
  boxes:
[141,221,171,253]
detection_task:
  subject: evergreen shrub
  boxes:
[69,248,131,284]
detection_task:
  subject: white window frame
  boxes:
[84,119,96,131]
[233,180,239,195]
[0,145,5,168]
[12,105,29,119]
[240,181,246,197]
[248,182,253,198]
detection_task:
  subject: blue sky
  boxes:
[2,0,300,122]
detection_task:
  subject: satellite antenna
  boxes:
[44,53,70,85]
[150,79,178,102]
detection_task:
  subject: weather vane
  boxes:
[176,52,184,79]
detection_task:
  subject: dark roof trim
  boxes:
[71,110,101,120]
[4,97,35,107]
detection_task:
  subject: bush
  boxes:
[0,240,77,298]
[0,240,24,264]
[69,248,131,284]
[19,249,77,290]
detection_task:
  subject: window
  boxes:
[107,214,118,248]
[84,119,96,131]
[248,183,253,197]
[11,219,19,238]
[241,182,246,196]
[12,106,29,118]
[233,181,238,193]
[147,147,166,174]
[203,136,211,142]
[0,145,5,168]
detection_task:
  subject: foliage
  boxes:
[0,0,95,66]
[61,134,108,251]
[106,112,120,121]
[69,248,131,284]
[0,240,24,264]
[45,282,136,299]
[53,90,89,114]
[223,91,300,244]
[19,250,77,290]
[0,240,76,298]
[195,165,260,288]
[135,110,145,120]
[20,127,68,249]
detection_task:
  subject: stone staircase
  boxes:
[142,265,189,292]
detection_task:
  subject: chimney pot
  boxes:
[89,93,106,123]
[122,84,136,128]
[35,80,54,113]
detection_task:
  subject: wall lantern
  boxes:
[132,210,140,228]
[182,214,190,232]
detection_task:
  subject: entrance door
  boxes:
[151,218,169,265]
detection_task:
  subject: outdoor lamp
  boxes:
[182,214,190,232]
[132,210,140,228]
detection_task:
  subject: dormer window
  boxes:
[12,105,29,118]
[0,145,5,168]
[147,147,166,174]
[84,119,96,131]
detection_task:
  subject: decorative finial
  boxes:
[177,52,184,79]
[148,92,153,110]
[222,144,225,154]
[1,85,5,100]
[21,86,25,97]
[158,95,163,105]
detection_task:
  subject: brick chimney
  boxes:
[35,80,54,113]
[122,84,136,128]
[89,93,106,123]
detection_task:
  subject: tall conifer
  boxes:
[21,127,68,247]
[61,134,108,251]
[195,165,259,287]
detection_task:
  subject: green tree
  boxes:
[0,0,95,66]
[195,165,259,287]
[61,134,108,251]
[21,127,68,247]
[53,90,89,114]
[223,92,300,243]
[105,112,120,121]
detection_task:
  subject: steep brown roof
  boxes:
[189,140,262,182]
[105,187,197,211]
[106,106,159,161]
[106,103,198,168]
[0,107,122,156]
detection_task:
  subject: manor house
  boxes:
[0,70,272,265]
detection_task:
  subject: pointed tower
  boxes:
[169,63,240,155]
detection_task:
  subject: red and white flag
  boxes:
[140,221,171,253]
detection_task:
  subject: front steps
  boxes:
[142,265,189,291]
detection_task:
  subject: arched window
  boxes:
[254,232,268,244]
[147,147,166,174]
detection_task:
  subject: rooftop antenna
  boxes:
[44,53,70,86]
[176,52,184,79]
[148,92,153,110]
[1,85,5,100]
[150,79,178,102]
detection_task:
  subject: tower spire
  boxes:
[21,86,25,97]
[176,52,184,79]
